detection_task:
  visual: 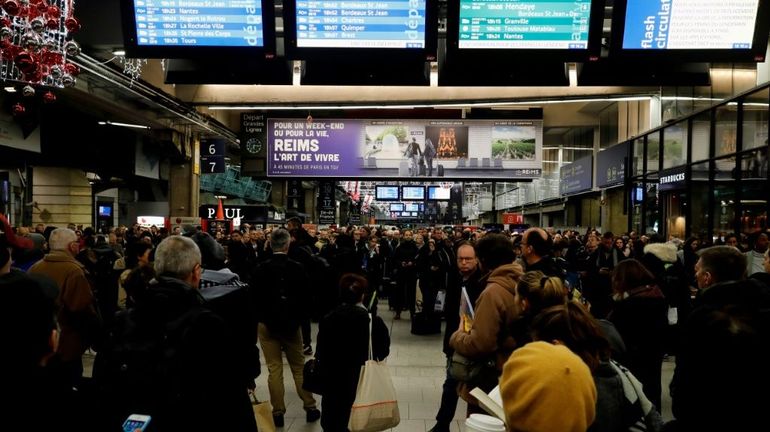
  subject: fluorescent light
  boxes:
[98,120,150,129]
[207,96,653,111]
[112,49,126,56]
[4,87,16,93]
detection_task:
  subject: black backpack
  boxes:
[93,306,209,430]
[257,258,307,334]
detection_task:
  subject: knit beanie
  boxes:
[500,341,597,432]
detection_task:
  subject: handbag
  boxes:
[449,351,498,388]
[348,314,400,432]
[434,290,446,313]
[249,391,276,432]
[302,358,324,395]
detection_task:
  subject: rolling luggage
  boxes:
[418,158,427,176]
[437,164,444,177]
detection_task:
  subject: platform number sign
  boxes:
[200,139,226,174]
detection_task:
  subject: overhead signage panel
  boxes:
[295,0,427,48]
[458,0,594,49]
[133,0,265,47]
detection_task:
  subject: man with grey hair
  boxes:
[252,228,320,426]
[670,245,770,431]
[29,227,98,388]
[94,235,257,431]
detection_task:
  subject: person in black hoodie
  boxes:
[315,273,390,431]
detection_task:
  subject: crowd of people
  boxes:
[2,212,769,431]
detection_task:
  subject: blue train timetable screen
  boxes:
[133,0,265,47]
[458,0,593,49]
[622,0,760,49]
[295,1,427,48]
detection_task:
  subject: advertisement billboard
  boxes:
[267,118,543,179]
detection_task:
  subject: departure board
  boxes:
[295,0,427,48]
[132,0,265,47]
[622,0,760,49]
[458,0,593,49]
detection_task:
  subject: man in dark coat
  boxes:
[670,246,770,432]
[94,236,256,432]
[429,242,482,432]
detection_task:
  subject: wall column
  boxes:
[169,161,199,217]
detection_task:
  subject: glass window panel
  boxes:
[713,156,737,236]
[690,162,710,239]
[739,151,768,234]
[663,122,688,169]
[742,88,769,152]
[645,181,660,235]
[715,105,738,157]
[646,132,660,173]
[740,148,770,180]
[691,112,711,163]
[632,139,644,176]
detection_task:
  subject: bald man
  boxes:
[520,227,563,279]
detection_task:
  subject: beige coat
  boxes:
[29,251,98,361]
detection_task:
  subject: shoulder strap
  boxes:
[367,313,373,360]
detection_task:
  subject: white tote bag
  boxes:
[348,314,400,432]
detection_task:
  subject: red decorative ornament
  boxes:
[42,90,56,104]
[64,16,79,33]
[14,50,38,74]
[36,1,48,13]
[41,49,62,65]
[46,5,59,18]
[63,62,78,75]
[2,0,20,16]
[45,17,58,29]
[12,103,25,116]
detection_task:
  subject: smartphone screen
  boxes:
[123,415,151,432]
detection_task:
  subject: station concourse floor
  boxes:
[84,302,675,431]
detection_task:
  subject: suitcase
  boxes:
[437,164,444,177]
[411,312,442,335]
[419,159,426,176]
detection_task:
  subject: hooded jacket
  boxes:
[97,276,257,432]
[450,262,523,367]
[200,268,260,384]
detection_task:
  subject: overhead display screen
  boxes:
[402,186,425,200]
[376,186,400,200]
[622,0,760,49]
[132,0,265,47]
[295,0,427,48]
[458,0,593,49]
[427,186,451,200]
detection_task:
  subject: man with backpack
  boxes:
[93,236,256,432]
[252,228,321,427]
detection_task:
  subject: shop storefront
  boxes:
[628,84,769,241]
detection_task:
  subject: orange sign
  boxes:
[502,213,523,225]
